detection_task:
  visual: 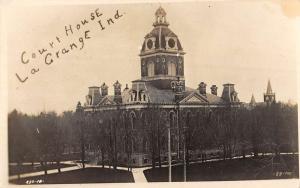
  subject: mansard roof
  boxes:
[141,27,184,53]
[142,82,226,105]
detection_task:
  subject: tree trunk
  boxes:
[43,161,48,175]
[186,148,190,165]
[57,161,61,173]
[157,126,161,168]
[151,131,156,169]
[81,144,85,169]
[151,148,155,169]
[81,125,85,169]
[17,161,21,180]
[223,144,226,161]
[113,123,117,170]
[101,148,104,168]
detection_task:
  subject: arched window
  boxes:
[138,91,142,101]
[131,90,137,101]
[169,111,176,128]
[130,94,133,101]
[148,62,154,77]
[130,112,136,129]
[186,112,191,128]
[168,62,176,76]
[141,112,147,128]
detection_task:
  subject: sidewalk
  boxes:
[11,153,294,183]
[9,165,80,181]
[9,161,150,183]
[85,163,150,182]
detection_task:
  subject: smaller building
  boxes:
[264,80,276,105]
[244,80,276,109]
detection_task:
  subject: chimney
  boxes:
[198,82,207,95]
[76,101,83,113]
[100,83,108,96]
[87,86,101,105]
[113,80,122,103]
[210,85,218,95]
[221,83,239,103]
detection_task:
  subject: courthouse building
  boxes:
[76,7,241,167]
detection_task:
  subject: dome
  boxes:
[140,7,184,55]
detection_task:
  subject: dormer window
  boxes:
[168,38,175,48]
[166,37,177,50]
[145,37,156,51]
[147,40,153,49]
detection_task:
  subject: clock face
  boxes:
[168,38,175,48]
[147,39,153,49]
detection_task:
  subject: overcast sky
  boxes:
[5,0,300,114]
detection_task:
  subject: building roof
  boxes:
[266,79,273,94]
[250,94,256,104]
[140,7,184,54]
[144,82,226,105]
[141,26,183,53]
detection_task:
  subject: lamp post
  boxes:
[183,124,186,182]
[177,97,186,182]
[98,118,104,168]
[167,122,172,182]
[80,120,85,169]
[171,76,186,182]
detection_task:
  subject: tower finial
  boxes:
[264,79,275,104]
[250,94,256,104]
[153,6,169,27]
[266,79,273,94]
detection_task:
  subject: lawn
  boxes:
[143,154,299,182]
[10,167,134,184]
[9,163,76,176]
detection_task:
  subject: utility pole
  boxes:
[178,100,186,182]
[171,76,185,182]
[76,102,85,170]
[168,123,172,182]
[183,124,186,182]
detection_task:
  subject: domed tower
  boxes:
[139,7,185,90]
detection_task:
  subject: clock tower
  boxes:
[139,7,185,90]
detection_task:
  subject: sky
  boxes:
[4,0,300,114]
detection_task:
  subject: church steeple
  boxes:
[264,79,275,105]
[266,79,273,94]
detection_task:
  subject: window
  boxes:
[168,38,175,48]
[168,62,176,76]
[143,158,149,164]
[130,112,136,129]
[147,39,153,49]
[148,62,154,77]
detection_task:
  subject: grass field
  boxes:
[10,167,134,184]
[143,154,299,182]
[9,163,76,176]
